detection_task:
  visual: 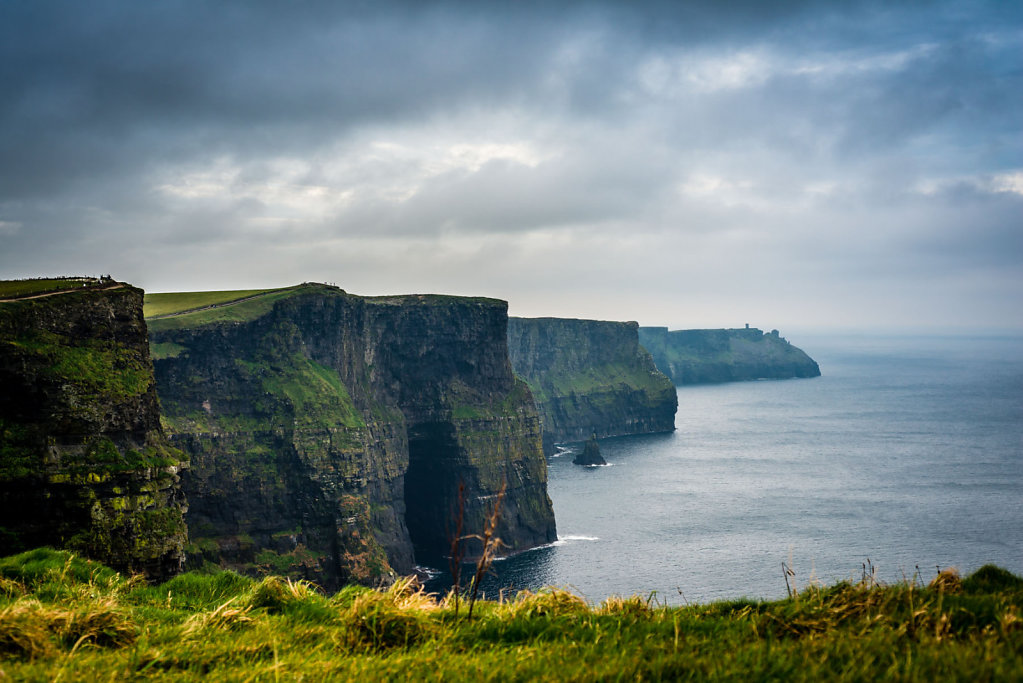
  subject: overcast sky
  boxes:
[1,1,1020,331]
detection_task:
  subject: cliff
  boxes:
[0,280,188,580]
[507,317,677,449]
[147,285,555,588]
[637,326,821,385]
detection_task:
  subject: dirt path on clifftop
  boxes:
[144,287,300,320]
[0,282,127,303]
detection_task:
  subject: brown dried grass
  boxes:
[0,596,135,659]
[182,597,255,637]
[929,567,963,594]
[598,594,653,619]
[502,587,589,619]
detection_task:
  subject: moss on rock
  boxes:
[0,282,188,581]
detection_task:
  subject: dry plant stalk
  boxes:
[447,481,467,618]
[467,481,507,621]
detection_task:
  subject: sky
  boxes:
[1,1,1020,332]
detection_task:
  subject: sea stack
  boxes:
[573,434,606,467]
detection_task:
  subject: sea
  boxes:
[425,333,1023,605]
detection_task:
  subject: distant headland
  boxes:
[638,325,821,385]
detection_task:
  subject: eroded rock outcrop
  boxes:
[507,317,677,450]
[147,285,556,588]
[0,282,188,580]
[573,435,606,467]
[638,326,821,385]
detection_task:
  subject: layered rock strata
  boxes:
[148,285,556,588]
[507,317,677,450]
[638,326,821,385]
[0,282,188,580]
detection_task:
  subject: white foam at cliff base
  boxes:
[553,535,599,546]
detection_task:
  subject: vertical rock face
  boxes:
[149,286,411,588]
[507,317,677,449]
[365,296,556,563]
[638,327,821,385]
[0,284,187,580]
[148,285,556,588]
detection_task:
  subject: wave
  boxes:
[413,565,442,579]
[554,535,599,546]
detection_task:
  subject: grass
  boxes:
[265,354,366,430]
[0,329,153,406]
[143,289,277,318]
[145,286,327,331]
[0,278,101,299]
[148,341,187,361]
[1,548,1020,680]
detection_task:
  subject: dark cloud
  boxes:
[0,0,1020,329]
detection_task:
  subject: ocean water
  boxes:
[426,334,1023,605]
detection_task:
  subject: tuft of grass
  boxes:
[243,576,338,624]
[181,597,255,638]
[598,594,654,619]
[52,596,137,649]
[0,597,136,660]
[246,576,319,612]
[334,578,438,653]
[929,567,963,594]
[501,587,589,620]
[0,576,25,599]
[0,600,55,659]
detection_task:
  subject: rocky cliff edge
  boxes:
[0,281,188,580]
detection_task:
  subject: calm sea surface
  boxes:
[426,334,1023,605]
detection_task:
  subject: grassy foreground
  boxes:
[0,549,1020,681]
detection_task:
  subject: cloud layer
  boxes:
[2,0,1020,330]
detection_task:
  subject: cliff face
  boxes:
[148,285,555,588]
[364,296,555,563]
[507,317,677,448]
[637,327,821,385]
[0,283,187,580]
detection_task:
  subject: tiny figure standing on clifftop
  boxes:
[573,433,607,466]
